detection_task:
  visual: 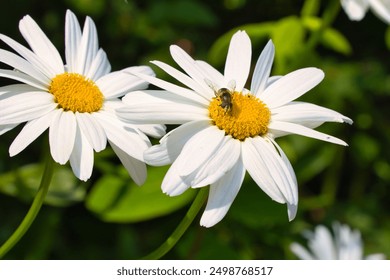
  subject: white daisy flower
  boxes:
[290,223,386,259]
[341,0,390,23]
[0,10,165,182]
[117,30,352,227]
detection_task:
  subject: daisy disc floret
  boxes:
[0,10,165,182]
[117,30,352,227]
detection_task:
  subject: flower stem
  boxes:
[141,187,208,260]
[0,155,54,259]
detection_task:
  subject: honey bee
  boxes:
[215,88,233,113]
[205,79,235,113]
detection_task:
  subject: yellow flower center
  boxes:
[49,73,104,113]
[209,91,271,141]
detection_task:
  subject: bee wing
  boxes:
[204,78,218,91]
[227,79,236,91]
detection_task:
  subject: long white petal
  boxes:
[124,70,209,106]
[19,15,64,74]
[251,40,275,97]
[85,48,111,81]
[0,34,55,78]
[110,140,147,186]
[0,69,48,91]
[9,111,55,156]
[169,45,213,99]
[191,136,240,188]
[224,30,251,91]
[49,110,77,164]
[75,112,107,152]
[96,66,153,99]
[269,120,349,146]
[151,60,212,98]
[0,49,50,85]
[75,16,98,75]
[65,9,82,72]
[369,0,390,23]
[0,123,18,135]
[69,125,94,181]
[144,120,210,166]
[195,60,225,97]
[290,243,315,260]
[161,158,192,196]
[200,158,245,227]
[136,124,166,139]
[0,90,56,125]
[95,112,149,161]
[272,101,353,125]
[262,68,325,109]
[118,90,208,125]
[175,125,225,177]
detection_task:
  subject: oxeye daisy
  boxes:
[290,223,386,260]
[117,31,352,227]
[0,10,165,182]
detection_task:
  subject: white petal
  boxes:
[161,159,192,196]
[369,0,390,23]
[290,243,315,260]
[0,69,48,91]
[118,90,207,125]
[0,34,56,79]
[9,111,55,156]
[224,30,251,91]
[341,0,369,20]
[175,125,225,177]
[262,68,325,109]
[74,16,98,75]
[251,40,275,96]
[125,69,209,106]
[169,45,212,99]
[136,124,166,139]
[75,112,107,152]
[200,158,245,227]
[110,140,147,186]
[85,48,111,81]
[96,66,153,99]
[19,15,64,74]
[308,225,337,259]
[269,120,349,146]
[65,9,82,72]
[49,110,77,164]
[69,126,94,181]
[0,123,18,135]
[272,101,353,125]
[95,112,149,161]
[0,90,56,125]
[0,49,51,85]
[242,136,298,217]
[144,120,210,166]
[151,60,213,98]
[191,136,240,188]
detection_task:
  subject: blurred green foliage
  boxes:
[1,0,390,260]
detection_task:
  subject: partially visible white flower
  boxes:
[290,223,386,260]
[341,0,390,23]
[117,30,352,227]
[0,10,165,182]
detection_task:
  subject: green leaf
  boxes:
[85,165,197,223]
[385,26,390,50]
[0,163,86,206]
[321,28,352,55]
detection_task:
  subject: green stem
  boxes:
[0,155,54,258]
[141,187,209,260]
[306,0,341,51]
